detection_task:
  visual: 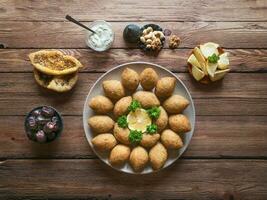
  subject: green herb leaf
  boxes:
[146,124,157,134]
[147,107,161,119]
[117,115,128,128]
[207,53,220,64]
[129,130,142,144]
[128,100,141,112]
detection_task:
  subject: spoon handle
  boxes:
[65,15,96,34]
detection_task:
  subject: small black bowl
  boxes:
[139,24,165,52]
[24,106,63,143]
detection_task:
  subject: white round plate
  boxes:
[83,62,195,174]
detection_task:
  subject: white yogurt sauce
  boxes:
[87,23,114,51]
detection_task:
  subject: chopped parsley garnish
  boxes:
[129,130,142,144]
[208,53,220,64]
[117,115,128,128]
[146,124,157,134]
[128,100,141,112]
[147,107,161,119]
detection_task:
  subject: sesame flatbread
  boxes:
[29,50,82,76]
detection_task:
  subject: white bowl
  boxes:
[83,62,195,174]
[85,20,114,52]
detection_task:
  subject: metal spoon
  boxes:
[65,15,96,34]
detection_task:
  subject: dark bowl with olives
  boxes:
[24,106,63,143]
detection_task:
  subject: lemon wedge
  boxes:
[210,68,230,82]
[127,108,151,133]
[188,54,201,69]
[200,42,219,59]
[218,52,229,70]
[193,47,207,74]
[207,63,218,77]
[192,65,205,81]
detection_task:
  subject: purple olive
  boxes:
[41,106,54,117]
[43,121,58,133]
[36,130,46,143]
[46,132,56,140]
[27,116,37,130]
[32,109,41,117]
[36,115,50,126]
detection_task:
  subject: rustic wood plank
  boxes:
[1,49,267,73]
[0,159,266,200]
[0,73,266,116]
[1,22,267,48]
[0,116,266,159]
[1,0,267,22]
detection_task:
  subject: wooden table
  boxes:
[0,1,267,199]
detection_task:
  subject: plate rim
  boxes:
[83,61,195,174]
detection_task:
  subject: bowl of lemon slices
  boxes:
[187,42,230,84]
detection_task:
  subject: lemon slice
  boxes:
[188,54,201,69]
[210,68,230,82]
[192,65,205,81]
[127,108,151,133]
[200,42,219,59]
[207,63,218,77]
[218,52,229,70]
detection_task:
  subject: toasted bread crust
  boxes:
[33,69,78,92]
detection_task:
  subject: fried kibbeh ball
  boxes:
[149,142,167,170]
[89,95,114,114]
[113,123,130,145]
[163,94,189,114]
[169,114,191,134]
[140,133,160,148]
[140,68,159,90]
[102,80,126,101]
[133,91,160,109]
[88,115,114,134]
[129,146,149,172]
[155,77,176,99]
[161,129,183,149]
[109,144,131,166]
[113,96,132,118]
[92,133,117,151]
[155,106,168,132]
[121,68,140,91]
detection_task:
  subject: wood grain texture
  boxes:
[1,22,267,48]
[0,159,266,200]
[0,73,266,116]
[1,0,267,22]
[1,48,267,73]
[0,116,266,159]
